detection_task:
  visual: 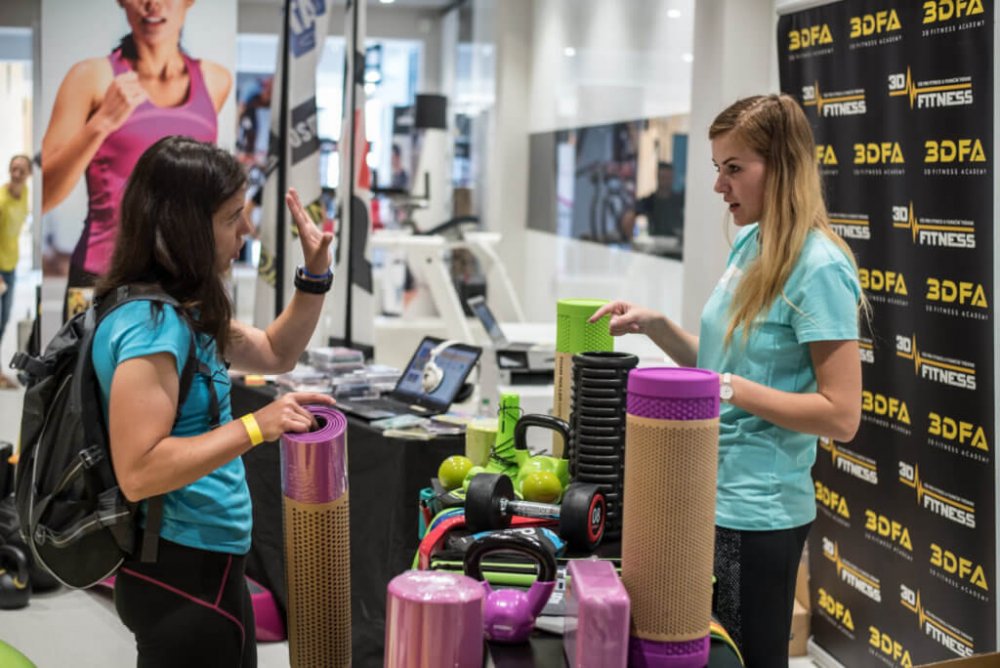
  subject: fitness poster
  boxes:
[778,1,994,666]
[253,0,334,326]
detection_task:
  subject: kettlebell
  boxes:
[463,532,557,643]
[0,544,30,610]
[512,414,571,498]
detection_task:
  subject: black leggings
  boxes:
[114,538,257,668]
[713,523,811,668]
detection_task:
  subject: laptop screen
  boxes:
[466,296,508,346]
[392,337,482,410]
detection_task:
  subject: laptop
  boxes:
[336,336,482,420]
[466,296,555,378]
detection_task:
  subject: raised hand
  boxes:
[253,392,336,442]
[286,187,334,277]
[94,71,148,134]
[588,300,662,336]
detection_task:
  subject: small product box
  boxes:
[564,558,630,668]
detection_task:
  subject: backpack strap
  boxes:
[95,284,217,563]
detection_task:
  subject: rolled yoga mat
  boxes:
[281,406,351,668]
[621,368,719,668]
[553,299,613,457]
[384,570,484,667]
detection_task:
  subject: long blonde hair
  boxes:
[709,94,866,345]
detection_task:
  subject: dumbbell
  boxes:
[465,472,606,551]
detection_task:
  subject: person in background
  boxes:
[41,0,231,319]
[621,161,685,241]
[93,136,335,667]
[0,155,32,388]
[592,94,865,667]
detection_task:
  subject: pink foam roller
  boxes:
[564,558,630,668]
[385,571,484,668]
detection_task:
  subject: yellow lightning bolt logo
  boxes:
[899,463,975,514]
[896,334,975,378]
[892,202,972,244]
[803,81,865,114]
[819,439,877,472]
[823,541,879,589]
[901,588,973,649]
[889,67,972,109]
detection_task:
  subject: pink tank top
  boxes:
[75,48,218,276]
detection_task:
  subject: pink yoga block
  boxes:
[564,559,630,668]
[385,571,484,668]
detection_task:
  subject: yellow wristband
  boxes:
[240,413,265,447]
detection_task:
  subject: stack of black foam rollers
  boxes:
[568,351,638,540]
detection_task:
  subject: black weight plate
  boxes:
[559,484,606,551]
[464,473,513,533]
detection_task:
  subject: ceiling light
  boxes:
[380,0,396,4]
[682,53,694,63]
[564,47,576,57]
[667,9,681,18]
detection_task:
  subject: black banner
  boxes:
[778,1,994,666]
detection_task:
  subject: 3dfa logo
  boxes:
[865,509,912,553]
[854,142,904,164]
[815,481,851,519]
[289,0,328,57]
[802,82,866,117]
[788,23,833,51]
[860,268,907,295]
[896,334,976,390]
[926,278,988,308]
[862,390,910,427]
[931,543,989,592]
[888,67,973,109]
[892,202,976,249]
[923,0,985,24]
[829,212,871,240]
[928,412,989,452]
[817,588,855,632]
[869,625,913,667]
[820,438,879,484]
[899,461,976,529]
[850,9,902,36]
[925,138,987,163]
[815,144,838,165]
[858,338,875,364]
[900,584,975,658]
[822,536,882,602]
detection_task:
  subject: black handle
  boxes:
[514,414,570,457]
[463,531,557,583]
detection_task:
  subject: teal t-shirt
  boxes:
[697,224,861,531]
[93,301,252,554]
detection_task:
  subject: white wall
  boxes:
[477,0,784,345]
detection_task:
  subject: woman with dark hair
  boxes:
[92,135,334,667]
[592,94,866,667]
[41,0,231,318]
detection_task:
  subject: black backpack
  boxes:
[11,284,215,589]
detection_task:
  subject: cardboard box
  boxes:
[917,653,1000,667]
[795,550,810,610]
[789,599,809,657]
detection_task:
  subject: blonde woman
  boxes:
[591,94,864,667]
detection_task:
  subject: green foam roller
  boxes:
[556,298,614,354]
